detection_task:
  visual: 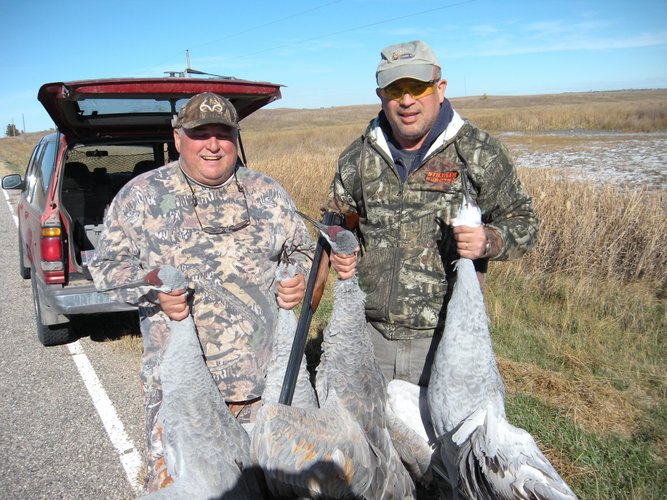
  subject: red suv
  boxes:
[2,78,281,346]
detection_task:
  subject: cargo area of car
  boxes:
[60,143,168,272]
[5,78,283,345]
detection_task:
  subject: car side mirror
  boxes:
[2,174,24,190]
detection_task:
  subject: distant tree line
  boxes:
[5,124,21,137]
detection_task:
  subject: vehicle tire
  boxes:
[18,233,31,280]
[31,271,73,346]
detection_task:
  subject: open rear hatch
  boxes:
[39,77,282,278]
[38,77,282,143]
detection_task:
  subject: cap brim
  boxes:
[376,64,434,88]
[181,118,239,130]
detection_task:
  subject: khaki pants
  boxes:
[367,323,442,387]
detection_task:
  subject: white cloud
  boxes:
[445,22,667,58]
[470,24,501,36]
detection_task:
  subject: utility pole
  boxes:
[22,114,26,133]
[185,49,191,78]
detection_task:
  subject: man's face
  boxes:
[173,124,238,185]
[377,78,447,151]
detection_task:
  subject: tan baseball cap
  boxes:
[172,92,239,130]
[376,40,440,88]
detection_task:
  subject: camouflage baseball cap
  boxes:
[172,92,239,130]
[376,40,440,88]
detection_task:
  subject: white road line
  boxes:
[68,341,143,492]
[3,187,142,494]
[4,188,19,227]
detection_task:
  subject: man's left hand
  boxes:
[277,274,306,310]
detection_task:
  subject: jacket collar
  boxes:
[368,99,465,162]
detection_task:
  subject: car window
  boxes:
[26,140,57,207]
[39,141,58,195]
[24,142,42,178]
[24,142,45,203]
[67,144,156,174]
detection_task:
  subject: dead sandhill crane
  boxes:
[134,266,263,499]
[252,214,416,499]
[426,198,577,500]
[261,252,318,410]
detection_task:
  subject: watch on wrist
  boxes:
[482,240,491,257]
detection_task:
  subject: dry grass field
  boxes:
[243,88,667,133]
[243,90,667,499]
[1,89,665,498]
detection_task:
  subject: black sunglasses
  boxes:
[181,169,250,234]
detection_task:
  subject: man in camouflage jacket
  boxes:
[328,40,538,387]
[90,93,312,492]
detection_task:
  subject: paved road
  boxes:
[0,189,145,499]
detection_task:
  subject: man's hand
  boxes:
[330,247,359,280]
[453,224,488,259]
[277,274,306,310]
[157,289,190,321]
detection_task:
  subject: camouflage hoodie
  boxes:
[90,161,313,404]
[328,107,538,340]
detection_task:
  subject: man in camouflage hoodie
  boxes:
[328,40,538,387]
[89,93,312,492]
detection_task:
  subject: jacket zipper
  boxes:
[365,130,460,335]
[386,181,405,329]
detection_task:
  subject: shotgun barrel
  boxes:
[279,211,342,406]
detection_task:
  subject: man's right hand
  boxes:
[330,249,359,280]
[157,289,190,321]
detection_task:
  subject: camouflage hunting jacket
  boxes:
[90,161,313,403]
[328,109,538,340]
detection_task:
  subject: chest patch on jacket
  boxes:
[421,157,460,188]
[425,171,458,183]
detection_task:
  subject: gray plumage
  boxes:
[384,400,434,483]
[252,222,416,499]
[262,260,318,409]
[426,203,577,500]
[139,266,263,499]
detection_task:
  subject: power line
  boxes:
[189,0,345,50]
[138,1,345,76]
[137,0,478,76]
[225,0,480,60]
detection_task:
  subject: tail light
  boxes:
[40,225,65,283]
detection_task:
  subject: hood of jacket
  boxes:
[366,99,466,172]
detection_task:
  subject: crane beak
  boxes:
[296,210,327,232]
[98,268,164,291]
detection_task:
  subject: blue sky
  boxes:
[1,0,666,135]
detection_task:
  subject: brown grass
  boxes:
[242,89,667,134]
[241,123,362,216]
[241,92,667,285]
[449,90,667,132]
[1,90,665,496]
[240,95,667,493]
[0,131,47,170]
[498,357,640,438]
[519,169,666,283]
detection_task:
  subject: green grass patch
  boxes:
[488,268,666,383]
[507,393,666,499]
[3,92,665,498]
[488,267,666,498]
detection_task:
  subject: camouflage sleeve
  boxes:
[325,139,362,216]
[89,184,154,304]
[261,172,314,279]
[285,199,314,280]
[473,137,539,261]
